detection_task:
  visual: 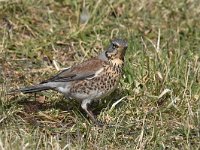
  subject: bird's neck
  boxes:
[110,58,124,67]
[108,58,124,75]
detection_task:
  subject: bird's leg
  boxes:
[81,99,103,126]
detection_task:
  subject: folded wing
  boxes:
[41,58,107,83]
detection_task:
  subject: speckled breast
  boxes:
[69,64,122,101]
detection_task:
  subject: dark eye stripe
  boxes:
[112,43,119,49]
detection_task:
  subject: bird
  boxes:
[9,38,128,126]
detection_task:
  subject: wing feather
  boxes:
[41,58,107,83]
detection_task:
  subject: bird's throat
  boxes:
[111,58,124,66]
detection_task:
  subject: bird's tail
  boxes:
[8,84,52,94]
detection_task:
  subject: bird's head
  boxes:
[104,38,128,65]
[98,38,128,65]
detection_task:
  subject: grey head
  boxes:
[98,38,128,61]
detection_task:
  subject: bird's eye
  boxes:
[112,43,119,49]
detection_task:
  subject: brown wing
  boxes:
[41,58,107,83]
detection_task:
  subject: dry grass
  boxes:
[0,0,200,149]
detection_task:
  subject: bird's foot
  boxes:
[93,119,104,127]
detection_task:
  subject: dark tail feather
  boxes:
[8,84,51,94]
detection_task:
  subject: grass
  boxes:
[0,0,200,149]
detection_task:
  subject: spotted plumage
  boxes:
[9,38,128,125]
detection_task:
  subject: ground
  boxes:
[0,0,200,149]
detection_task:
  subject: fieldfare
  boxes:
[10,38,128,125]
